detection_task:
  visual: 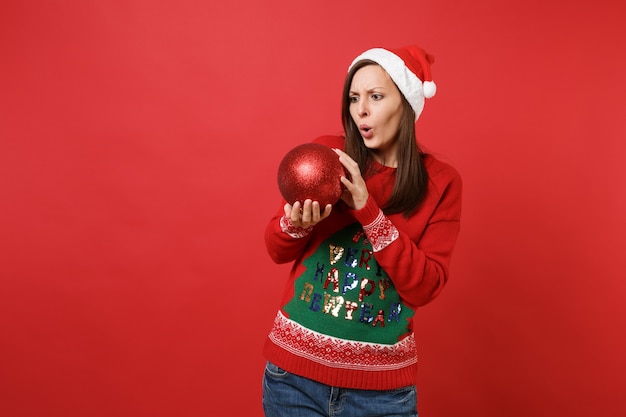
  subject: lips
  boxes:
[359,124,373,139]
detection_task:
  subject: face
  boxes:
[348,64,404,166]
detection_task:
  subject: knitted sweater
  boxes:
[263,135,462,390]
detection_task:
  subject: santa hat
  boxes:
[349,45,436,121]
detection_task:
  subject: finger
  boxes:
[334,148,358,170]
[309,201,319,222]
[340,175,356,192]
[290,201,302,223]
[284,202,293,218]
[320,204,333,219]
[337,159,364,188]
[333,148,352,161]
[301,199,313,226]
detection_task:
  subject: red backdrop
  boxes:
[1,1,625,416]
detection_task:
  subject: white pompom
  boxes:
[423,81,436,98]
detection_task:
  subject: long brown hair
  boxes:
[341,60,429,217]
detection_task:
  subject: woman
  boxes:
[262,44,462,417]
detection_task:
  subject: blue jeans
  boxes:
[262,362,418,417]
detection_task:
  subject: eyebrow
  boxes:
[349,87,387,94]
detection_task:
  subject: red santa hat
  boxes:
[348,45,436,121]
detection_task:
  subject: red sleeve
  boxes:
[350,164,462,308]
[264,205,313,264]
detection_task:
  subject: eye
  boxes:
[371,93,383,101]
[349,95,359,103]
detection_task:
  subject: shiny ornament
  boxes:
[277,143,345,207]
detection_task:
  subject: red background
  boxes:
[1,1,625,416]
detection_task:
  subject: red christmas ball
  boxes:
[277,143,345,207]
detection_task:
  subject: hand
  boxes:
[284,199,332,229]
[333,148,369,210]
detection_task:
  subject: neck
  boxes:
[371,151,398,168]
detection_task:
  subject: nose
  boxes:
[357,100,369,118]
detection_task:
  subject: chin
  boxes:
[363,139,380,149]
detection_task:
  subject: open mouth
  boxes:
[360,125,373,139]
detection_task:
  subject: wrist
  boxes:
[349,195,381,226]
[279,215,313,239]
